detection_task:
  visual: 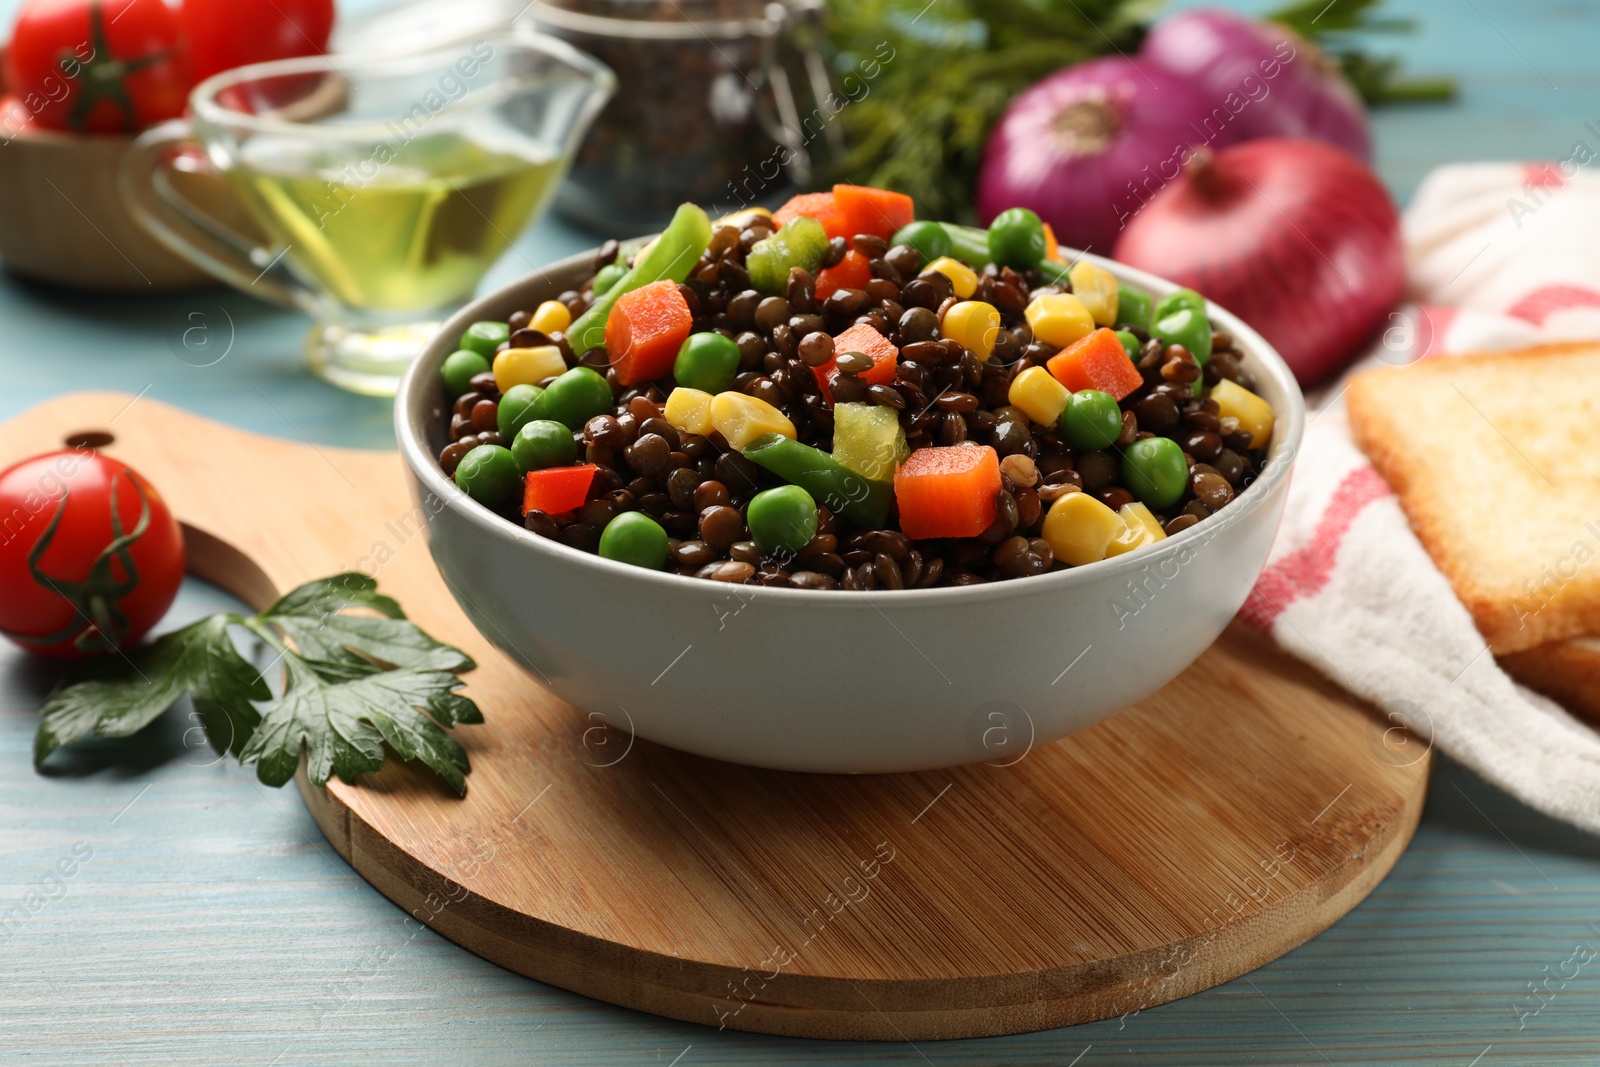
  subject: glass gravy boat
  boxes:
[121,28,614,395]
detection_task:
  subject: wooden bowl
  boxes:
[0,121,240,293]
[0,42,262,294]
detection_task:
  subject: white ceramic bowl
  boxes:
[397,251,1305,773]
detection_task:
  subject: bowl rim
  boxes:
[396,246,1306,609]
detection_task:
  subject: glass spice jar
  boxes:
[528,0,834,231]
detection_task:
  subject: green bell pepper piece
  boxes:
[943,223,994,268]
[1035,259,1076,287]
[741,433,892,530]
[568,202,713,354]
[747,216,828,295]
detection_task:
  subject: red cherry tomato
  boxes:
[180,0,336,83]
[3,0,193,134]
[0,450,185,659]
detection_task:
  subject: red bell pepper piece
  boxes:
[831,184,914,242]
[812,322,899,402]
[523,464,597,516]
[1047,328,1145,400]
[814,250,873,301]
[605,280,692,386]
[894,445,1002,540]
[772,191,847,238]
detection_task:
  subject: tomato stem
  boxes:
[0,471,154,654]
[63,0,179,134]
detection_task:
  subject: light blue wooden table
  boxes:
[5,2,1600,1063]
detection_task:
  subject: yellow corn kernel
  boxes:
[493,345,566,392]
[1042,491,1126,567]
[1025,293,1096,348]
[713,206,772,230]
[1008,366,1071,426]
[1105,502,1168,558]
[710,391,796,451]
[530,300,572,336]
[1210,379,1275,449]
[924,256,978,299]
[1068,260,1120,326]
[664,387,715,437]
[942,300,1001,358]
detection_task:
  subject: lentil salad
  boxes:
[435,187,1276,591]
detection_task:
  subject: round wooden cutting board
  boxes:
[1,394,1432,1041]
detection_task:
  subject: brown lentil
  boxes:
[444,215,1273,588]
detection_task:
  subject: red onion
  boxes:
[1112,138,1403,387]
[1140,8,1371,162]
[975,56,1235,256]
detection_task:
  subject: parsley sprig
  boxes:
[34,575,483,795]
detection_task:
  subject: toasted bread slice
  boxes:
[1501,637,1600,722]
[1347,343,1600,653]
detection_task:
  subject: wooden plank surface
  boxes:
[3,0,1600,1062]
[0,392,1428,1041]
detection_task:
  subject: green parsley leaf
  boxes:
[256,573,473,681]
[32,574,482,795]
[35,614,266,766]
[240,658,478,796]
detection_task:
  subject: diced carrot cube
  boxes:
[832,184,915,242]
[812,322,899,402]
[524,464,598,516]
[894,445,1002,540]
[1047,328,1145,400]
[1042,221,1064,263]
[605,280,692,386]
[814,250,873,301]
[773,191,847,238]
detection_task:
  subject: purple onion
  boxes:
[975,56,1231,256]
[1140,7,1371,161]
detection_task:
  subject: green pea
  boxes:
[1153,288,1206,324]
[441,349,490,397]
[890,220,953,269]
[746,485,818,555]
[986,207,1047,269]
[1116,284,1152,331]
[598,511,669,570]
[1121,437,1188,511]
[512,419,577,472]
[1060,390,1123,451]
[592,261,628,296]
[1115,330,1141,361]
[532,367,614,430]
[674,332,741,394]
[497,384,545,439]
[460,320,510,358]
[1152,306,1213,365]
[454,444,521,510]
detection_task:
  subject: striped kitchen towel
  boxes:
[1243,161,1600,833]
